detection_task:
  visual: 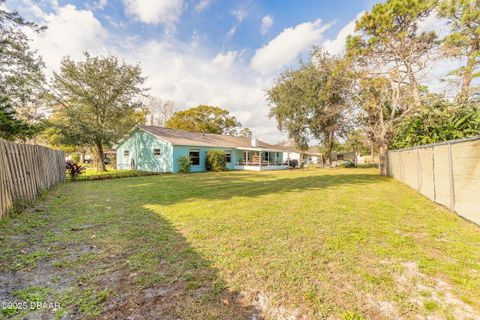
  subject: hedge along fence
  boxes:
[387,136,480,225]
[0,140,65,218]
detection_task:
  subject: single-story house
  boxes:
[330,151,356,162]
[115,126,289,173]
[274,145,323,166]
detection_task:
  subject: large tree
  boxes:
[438,0,480,102]
[348,0,437,108]
[144,96,175,126]
[267,49,353,165]
[354,76,417,175]
[237,127,253,138]
[165,105,241,135]
[0,1,46,139]
[47,53,147,171]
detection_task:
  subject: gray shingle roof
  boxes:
[139,126,283,150]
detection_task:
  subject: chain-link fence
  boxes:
[387,136,480,225]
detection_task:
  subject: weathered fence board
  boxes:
[0,140,65,218]
[388,136,480,225]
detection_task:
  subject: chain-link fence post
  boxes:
[448,143,455,211]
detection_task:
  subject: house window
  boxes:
[189,149,200,165]
[225,152,231,163]
[124,150,129,157]
[337,154,344,161]
[153,148,161,156]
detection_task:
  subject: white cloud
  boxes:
[322,12,364,55]
[231,7,247,22]
[98,0,108,9]
[212,51,238,69]
[261,15,273,35]
[250,19,332,75]
[123,0,183,29]
[418,12,451,39]
[25,4,108,72]
[17,2,284,142]
[117,40,282,141]
[195,0,211,12]
[226,25,236,38]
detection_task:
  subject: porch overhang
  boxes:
[235,147,285,152]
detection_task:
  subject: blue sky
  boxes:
[46,0,373,52]
[10,0,449,143]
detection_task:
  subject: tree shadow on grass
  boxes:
[96,206,262,320]
[0,190,262,319]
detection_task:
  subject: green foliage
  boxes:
[46,52,147,170]
[71,154,81,163]
[177,155,192,173]
[238,127,253,137]
[335,129,371,155]
[206,150,226,172]
[0,1,46,135]
[342,312,365,320]
[438,0,480,101]
[391,100,480,148]
[166,105,241,135]
[347,0,437,108]
[339,160,356,168]
[267,48,353,157]
[0,96,40,141]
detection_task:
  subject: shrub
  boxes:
[177,155,192,173]
[65,160,85,178]
[71,154,80,163]
[288,159,298,168]
[206,150,226,172]
[339,160,355,168]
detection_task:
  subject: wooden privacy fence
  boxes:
[0,140,65,218]
[387,136,480,225]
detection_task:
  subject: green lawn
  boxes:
[1,168,479,319]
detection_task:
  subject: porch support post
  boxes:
[259,151,262,169]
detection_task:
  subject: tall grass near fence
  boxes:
[0,140,65,218]
[387,136,480,225]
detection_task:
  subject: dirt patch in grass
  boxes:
[395,261,480,319]
[0,185,261,319]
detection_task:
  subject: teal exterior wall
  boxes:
[116,128,285,173]
[116,129,173,172]
[172,146,237,173]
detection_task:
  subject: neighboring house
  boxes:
[275,146,323,166]
[331,151,356,163]
[66,149,115,165]
[115,126,289,173]
[84,149,116,164]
